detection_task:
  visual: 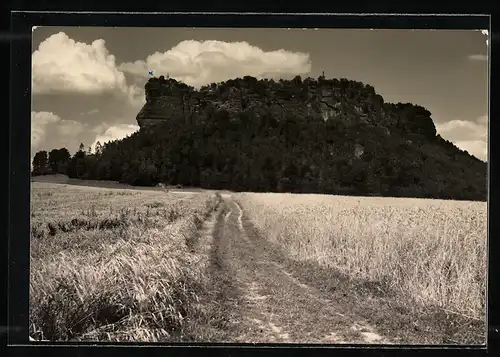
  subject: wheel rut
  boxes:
[208,195,392,344]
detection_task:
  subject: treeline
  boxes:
[32,109,487,201]
[32,148,71,176]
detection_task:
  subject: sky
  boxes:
[31,27,489,161]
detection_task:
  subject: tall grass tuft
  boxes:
[30,182,221,342]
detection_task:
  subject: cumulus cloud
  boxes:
[436,115,488,161]
[32,32,127,94]
[58,119,86,137]
[119,40,311,88]
[91,122,111,134]
[126,84,145,109]
[91,124,140,152]
[468,54,488,61]
[31,111,87,155]
[32,111,140,157]
[31,111,61,147]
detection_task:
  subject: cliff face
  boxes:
[136,75,437,141]
[80,74,486,199]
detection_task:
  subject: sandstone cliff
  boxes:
[136,75,437,141]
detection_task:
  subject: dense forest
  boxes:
[32,75,487,201]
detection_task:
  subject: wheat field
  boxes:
[30,182,221,342]
[235,192,487,321]
[29,182,487,343]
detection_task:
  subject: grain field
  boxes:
[30,182,222,342]
[29,180,487,344]
[235,192,487,336]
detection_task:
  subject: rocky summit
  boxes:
[136,75,437,142]
[35,73,483,201]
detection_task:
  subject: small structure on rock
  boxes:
[354,144,364,159]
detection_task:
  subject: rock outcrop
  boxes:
[136,75,437,140]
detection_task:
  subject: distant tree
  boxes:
[57,148,71,174]
[67,144,87,178]
[94,141,103,156]
[48,149,60,173]
[292,75,302,85]
[32,150,48,176]
[47,148,71,174]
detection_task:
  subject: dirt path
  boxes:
[206,195,393,344]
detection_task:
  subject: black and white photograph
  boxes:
[29,25,488,344]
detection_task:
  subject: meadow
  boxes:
[30,182,221,342]
[236,193,487,323]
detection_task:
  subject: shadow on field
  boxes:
[31,217,129,239]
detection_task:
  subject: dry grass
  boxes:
[30,182,221,342]
[236,193,487,321]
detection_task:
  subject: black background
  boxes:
[3,2,497,356]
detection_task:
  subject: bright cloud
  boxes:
[58,119,86,137]
[92,124,140,152]
[32,32,127,94]
[119,40,312,88]
[436,115,488,161]
[31,111,61,147]
[31,111,86,154]
[126,84,145,109]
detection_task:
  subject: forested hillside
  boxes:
[32,75,487,201]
